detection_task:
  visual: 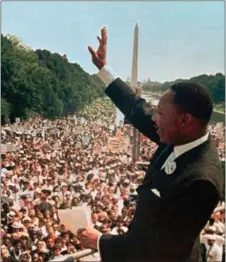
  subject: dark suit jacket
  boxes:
[99,78,223,262]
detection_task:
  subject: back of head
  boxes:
[170,82,213,126]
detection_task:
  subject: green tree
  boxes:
[143,73,225,106]
[1,98,12,122]
[1,34,105,123]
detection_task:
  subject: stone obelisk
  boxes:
[131,23,138,90]
[131,23,141,162]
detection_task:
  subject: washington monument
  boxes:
[131,23,138,90]
[131,23,141,162]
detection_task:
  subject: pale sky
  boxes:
[2,1,224,82]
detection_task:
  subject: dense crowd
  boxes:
[1,98,225,262]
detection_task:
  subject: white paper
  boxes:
[58,206,92,235]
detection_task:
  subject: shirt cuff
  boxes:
[97,233,103,254]
[97,65,117,87]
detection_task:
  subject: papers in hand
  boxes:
[58,206,93,235]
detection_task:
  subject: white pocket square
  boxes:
[151,188,161,197]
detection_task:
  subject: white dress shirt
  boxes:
[161,132,209,170]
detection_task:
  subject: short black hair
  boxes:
[170,82,213,125]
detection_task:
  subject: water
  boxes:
[211,111,225,124]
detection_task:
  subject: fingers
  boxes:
[88,46,95,56]
[88,26,107,69]
[77,228,86,238]
[101,26,107,45]
[77,228,88,247]
[96,26,107,45]
[97,36,101,43]
[88,46,98,60]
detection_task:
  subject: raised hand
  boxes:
[88,26,107,70]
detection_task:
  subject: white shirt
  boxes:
[206,243,222,262]
[161,132,209,170]
[96,64,210,256]
[214,221,225,235]
[200,234,225,253]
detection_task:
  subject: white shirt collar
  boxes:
[174,132,209,158]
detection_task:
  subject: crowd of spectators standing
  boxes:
[1,98,225,262]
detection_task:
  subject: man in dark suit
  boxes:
[77,27,223,262]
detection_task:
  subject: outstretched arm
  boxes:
[88,27,160,144]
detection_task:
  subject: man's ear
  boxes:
[180,113,193,127]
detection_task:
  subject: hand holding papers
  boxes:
[77,227,102,250]
[58,206,101,252]
[52,206,99,262]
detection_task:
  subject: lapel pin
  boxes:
[165,161,177,175]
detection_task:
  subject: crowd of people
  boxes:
[1,98,225,262]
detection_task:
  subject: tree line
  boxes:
[1,34,105,123]
[143,73,225,111]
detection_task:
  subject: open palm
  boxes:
[88,26,107,70]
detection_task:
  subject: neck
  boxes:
[174,128,208,146]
